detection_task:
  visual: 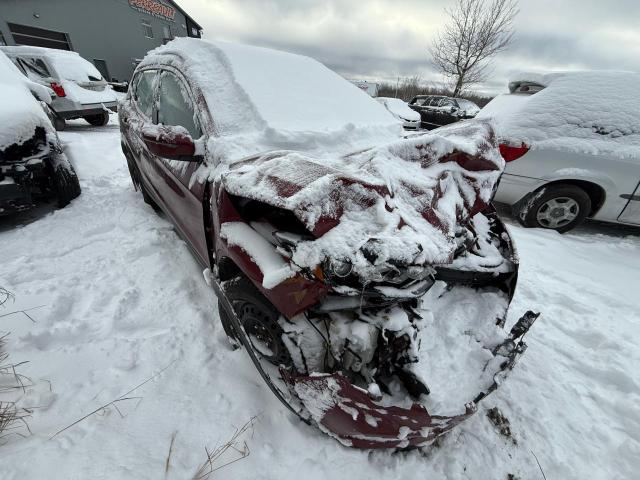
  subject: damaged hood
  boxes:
[221,120,504,277]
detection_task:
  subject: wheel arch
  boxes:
[526,179,606,217]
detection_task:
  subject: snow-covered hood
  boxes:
[221,120,503,277]
[0,51,53,150]
[378,97,421,122]
[478,70,640,159]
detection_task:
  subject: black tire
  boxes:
[218,275,292,367]
[54,116,66,131]
[518,184,591,233]
[126,154,159,211]
[83,111,109,127]
[139,180,159,211]
[52,163,81,208]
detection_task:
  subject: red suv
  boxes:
[119,39,535,449]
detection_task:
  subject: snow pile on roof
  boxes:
[222,120,504,277]
[0,51,53,149]
[478,71,640,159]
[377,97,421,122]
[1,46,104,82]
[141,38,402,160]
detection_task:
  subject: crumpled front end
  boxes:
[214,120,537,448]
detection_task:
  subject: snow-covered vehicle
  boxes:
[410,95,480,130]
[480,72,640,232]
[1,46,118,130]
[119,39,536,449]
[0,51,81,216]
[376,97,421,130]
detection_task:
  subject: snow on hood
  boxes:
[478,70,640,159]
[221,120,503,277]
[0,51,53,150]
[377,97,421,122]
[140,38,403,160]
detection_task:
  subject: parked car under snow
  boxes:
[1,46,118,130]
[0,51,81,217]
[409,95,480,130]
[481,72,640,232]
[119,38,536,449]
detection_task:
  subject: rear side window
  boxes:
[157,71,201,138]
[15,57,51,80]
[133,70,157,118]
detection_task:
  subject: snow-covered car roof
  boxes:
[376,97,421,122]
[0,45,104,82]
[0,51,53,150]
[477,71,640,159]
[139,38,402,159]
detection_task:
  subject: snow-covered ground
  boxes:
[1,115,639,479]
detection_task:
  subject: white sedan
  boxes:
[479,71,640,232]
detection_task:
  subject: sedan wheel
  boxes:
[518,184,591,233]
[535,197,580,229]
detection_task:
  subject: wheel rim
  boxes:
[536,197,580,229]
[237,303,289,366]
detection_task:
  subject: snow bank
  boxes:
[140,38,402,160]
[377,97,421,122]
[0,51,53,149]
[478,71,640,159]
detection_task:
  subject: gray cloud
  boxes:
[180,0,640,95]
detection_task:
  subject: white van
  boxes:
[1,46,118,129]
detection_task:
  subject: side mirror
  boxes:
[141,125,198,161]
[450,106,458,114]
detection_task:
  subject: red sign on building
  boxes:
[129,0,176,21]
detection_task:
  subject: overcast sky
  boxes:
[180,0,640,95]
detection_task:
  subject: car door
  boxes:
[438,98,458,126]
[619,180,640,225]
[423,97,441,129]
[125,69,159,195]
[151,69,210,266]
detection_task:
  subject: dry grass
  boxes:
[0,333,33,444]
[193,417,256,479]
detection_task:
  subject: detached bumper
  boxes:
[286,311,538,449]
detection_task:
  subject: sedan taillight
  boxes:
[50,82,66,98]
[499,143,530,162]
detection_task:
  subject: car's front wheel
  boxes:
[218,274,292,367]
[518,184,591,233]
[83,111,109,127]
[52,162,81,208]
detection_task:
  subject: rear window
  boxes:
[14,56,51,81]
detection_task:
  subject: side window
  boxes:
[430,98,442,107]
[157,71,201,138]
[133,70,157,119]
[16,57,51,81]
[441,99,455,107]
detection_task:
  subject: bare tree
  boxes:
[431,0,518,97]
